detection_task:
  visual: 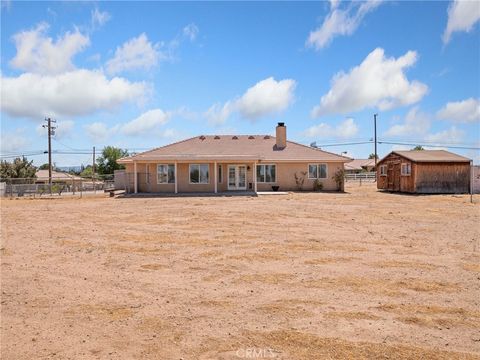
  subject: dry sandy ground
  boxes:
[1,184,479,359]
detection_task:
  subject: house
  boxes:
[377,150,471,194]
[117,123,351,194]
[344,158,376,174]
[35,170,84,184]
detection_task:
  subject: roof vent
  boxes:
[232,136,238,140]
[199,135,206,140]
[248,135,255,139]
[264,135,270,139]
[214,135,220,139]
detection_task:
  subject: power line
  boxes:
[378,141,480,150]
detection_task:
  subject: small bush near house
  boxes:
[313,179,323,191]
[294,171,307,191]
[333,169,345,191]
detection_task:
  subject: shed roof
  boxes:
[118,135,351,163]
[345,158,376,170]
[379,150,471,164]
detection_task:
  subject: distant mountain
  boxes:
[57,166,83,173]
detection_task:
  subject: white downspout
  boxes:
[254,161,257,193]
[174,162,178,194]
[214,161,217,194]
[134,161,138,194]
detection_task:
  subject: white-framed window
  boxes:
[157,164,175,184]
[380,165,387,176]
[308,164,327,179]
[218,164,222,183]
[401,163,411,176]
[190,164,209,184]
[256,164,276,183]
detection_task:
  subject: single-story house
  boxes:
[35,170,84,184]
[118,122,351,194]
[344,158,376,173]
[376,150,471,194]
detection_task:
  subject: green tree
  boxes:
[38,163,50,170]
[0,157,37,180]
[368,153,378,159]
[80,165,94,178]
[96,146,129,175]
[412,145,424,151]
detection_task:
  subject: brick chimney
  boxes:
[276,122,286,149]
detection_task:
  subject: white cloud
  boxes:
[384,107,431,137]
[205,102,235,126]
[302,118,359,138]
[443,0,480,44]
[1,69,148,119]
[311,48,428,117]
[106,33,163,75]
[84,122,109,142]
[306,0,382,50]
[91,7,111,29]
[436,98,480,123]
[10,22,90,75]
[120,109,170,136]
[0,129,28,153]
[183,23,199,41]
[205,77,296,125]
[425,126,465,144]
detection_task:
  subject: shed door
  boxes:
[393,163,401,191]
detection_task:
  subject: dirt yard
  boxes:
[1,184,479,359]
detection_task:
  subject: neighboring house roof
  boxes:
[344,158,376,170]
[378,150,471,164]
[35,169,84,181]
[119,135,351,163]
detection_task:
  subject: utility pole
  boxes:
[374,113,378,182]
[42,117,56,192]
[92,146,96,194]
[374,113,378,166]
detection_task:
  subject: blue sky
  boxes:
[1,0,479,166]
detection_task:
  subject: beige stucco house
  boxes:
[118,123,351,194]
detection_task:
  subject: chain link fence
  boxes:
[0,174,115,198]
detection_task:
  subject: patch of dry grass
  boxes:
[376,303,480,328]
[463,263,480,272]
[227,252,289,262]
[140,264,167,271]
[109,244,172,255]
[234,273,295,285]
[325,311,381,321]
[304,276,458,296]
[196,329,478,360]
[372,260,439,270]
[304,256,357,265]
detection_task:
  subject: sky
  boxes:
[1,0,479,167]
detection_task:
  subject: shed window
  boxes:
[380,165,387,176]
[401,163,411,176]
[157,164,175,184]
[190,164,209,184]
[308,164,327,179]
[218,165,222,183]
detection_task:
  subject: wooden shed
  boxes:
[377,150,471,194]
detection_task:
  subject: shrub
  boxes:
[333,169,345,191]
[294,171,307,191]
[313,179,323,191]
